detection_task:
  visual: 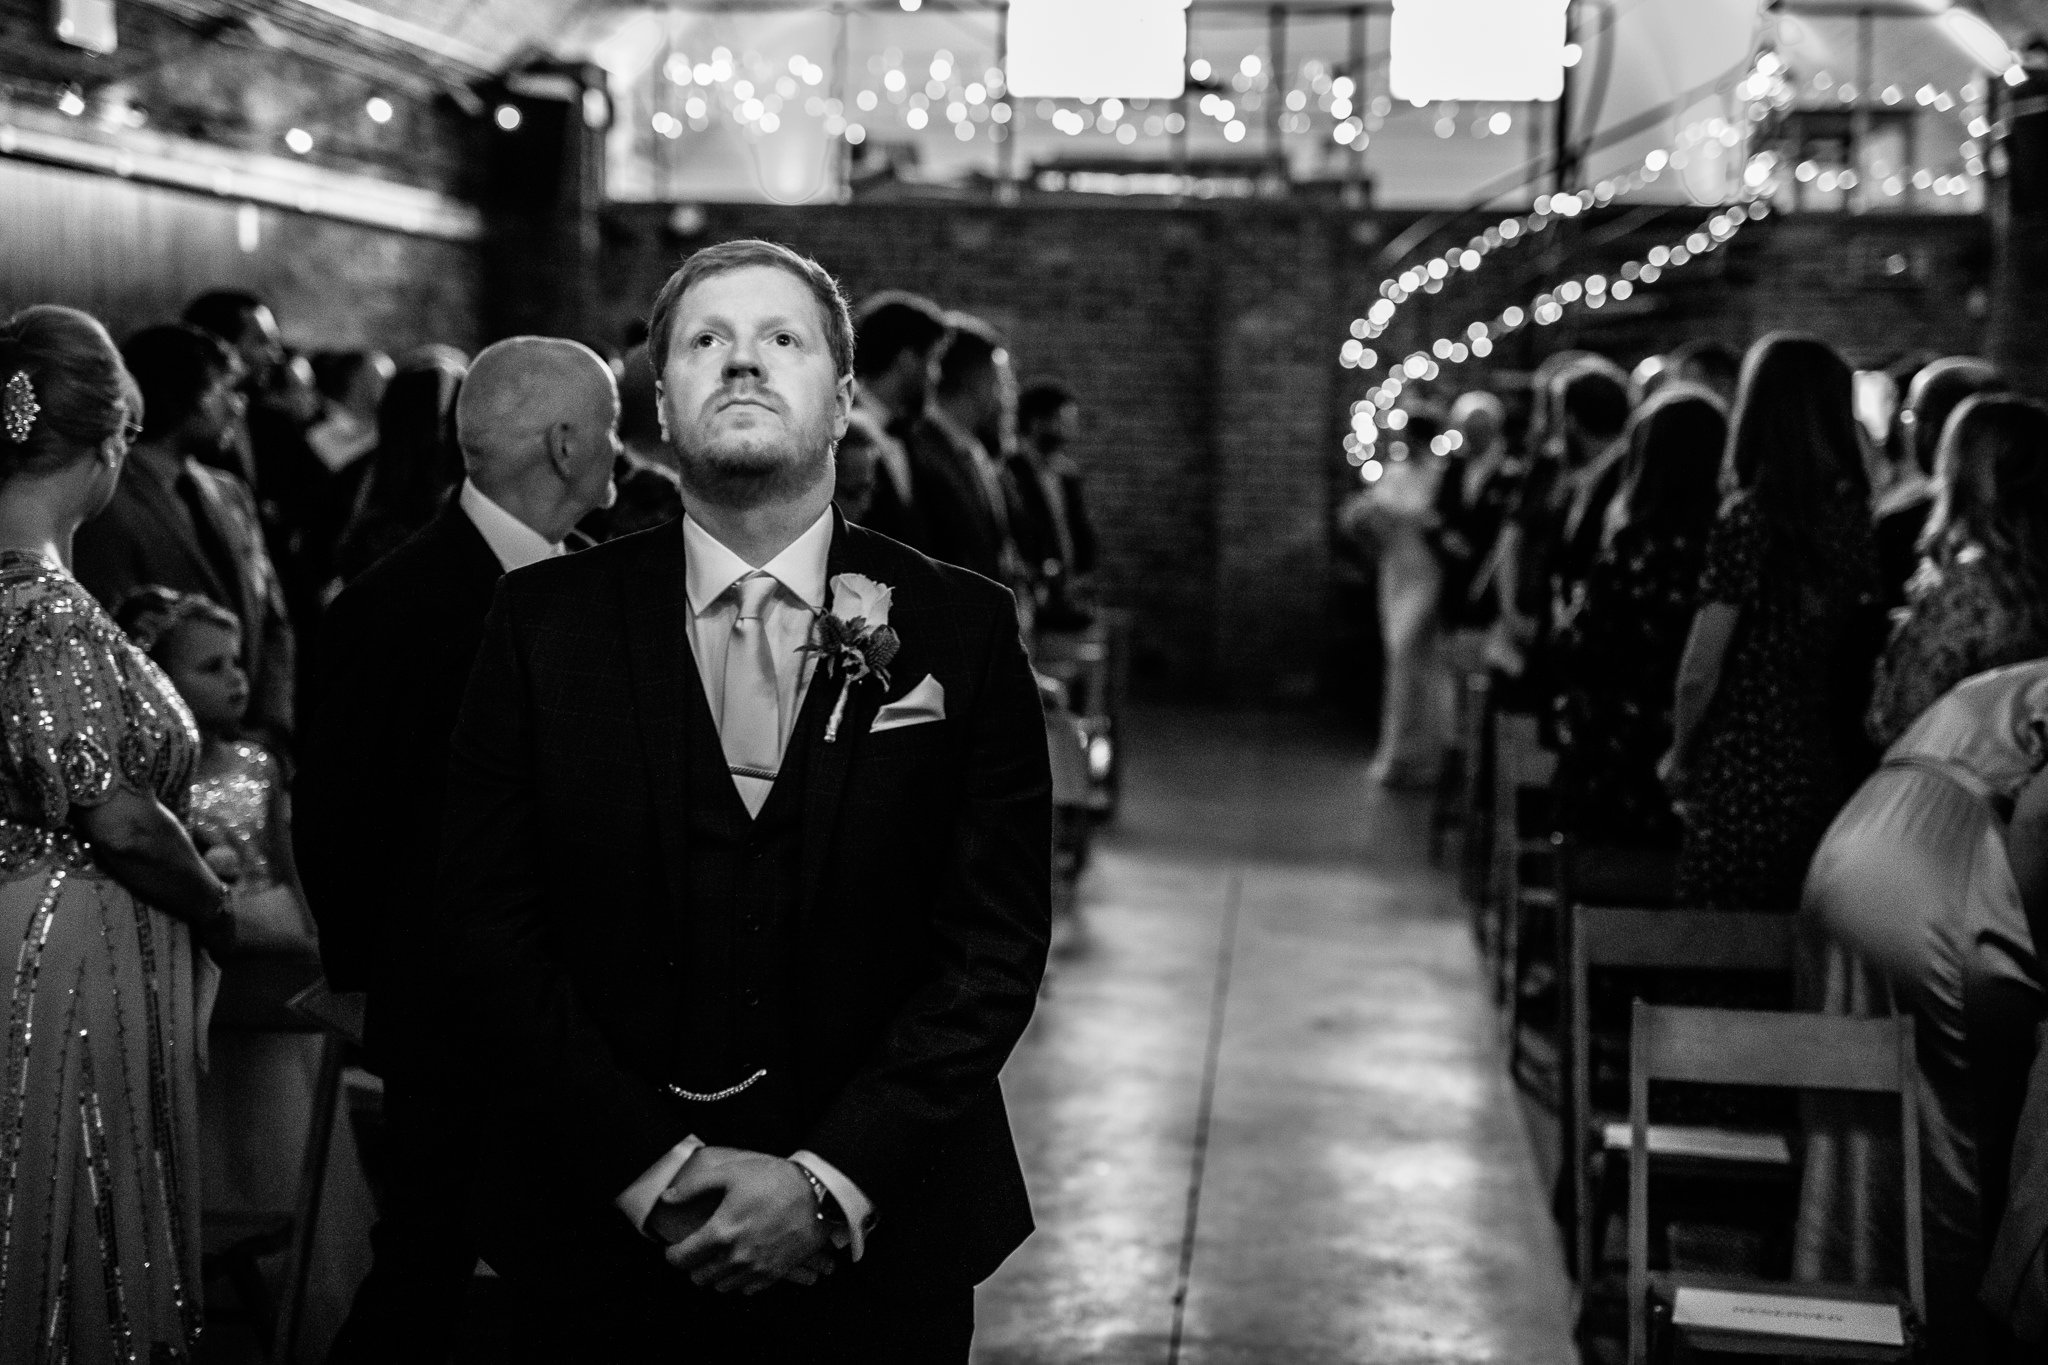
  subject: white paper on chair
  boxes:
[1601,1123,1792,1164]
[1670,1287,1904,1346]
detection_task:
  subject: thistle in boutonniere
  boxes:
[803,573,900,742]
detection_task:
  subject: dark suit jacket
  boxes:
[434,513,1051,1288]
[295,505,503,1056]
[907,415,1008,582]
[75,445,297,749]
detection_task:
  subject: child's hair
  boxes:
[114,586,240,662]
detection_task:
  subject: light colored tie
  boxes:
[719,572,783,817]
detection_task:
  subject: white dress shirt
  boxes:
[458,479,564,572]
[614,505,877,1259]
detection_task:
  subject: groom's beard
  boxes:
[673,427,835,510]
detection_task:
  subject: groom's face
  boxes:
[656,264,852,503]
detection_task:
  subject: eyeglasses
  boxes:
[122,419,144,443]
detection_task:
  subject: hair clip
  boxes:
[2,371,38,445]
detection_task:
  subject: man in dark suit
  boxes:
[1008,378,1101,627]
[849,290,949,551]
[297,337,621,1361]
[434,239,1050,1360]
[911,313,1020,585]
[75,324,297,751]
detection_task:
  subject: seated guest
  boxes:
[298,337,620,1360]
[1868,395,2048,747]
[1552,385,1725,854]
[75,323,296,752]
[1800,659,2048,1360]
[1008,379,1100,629]
[850,290,949,549]
[1873,356,2001,611]
[329,345,468,591]
[0,303,234,1362]
[913,312,1018,584]
[1661,334,1882,910]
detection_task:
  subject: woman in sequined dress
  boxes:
[0,306,236,1363]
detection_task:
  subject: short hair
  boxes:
[936,314,1004,396]
[115,585,241,662]
[182,290,268,345]
[0,305,131,479]
[853,291,949,380]
[645,239,855,382]
[122,325,235,441]
[1557,364,1631,440]
[1017,379,1076,430]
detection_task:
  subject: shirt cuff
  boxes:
[616,1134,704,1236]
[790,1149,874,1261]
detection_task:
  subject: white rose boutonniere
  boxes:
[802,572,901,742]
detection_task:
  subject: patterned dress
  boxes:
[1551,523,1705,849]
[0,551,205,1363]
[1866,549,2048,750]
[1676,494,1880,910]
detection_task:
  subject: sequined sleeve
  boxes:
[1,605,152,827]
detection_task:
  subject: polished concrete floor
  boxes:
[974,707,1576,1364]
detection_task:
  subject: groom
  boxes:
[433,238,1051,1360]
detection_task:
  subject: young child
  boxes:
[117,586,315,950]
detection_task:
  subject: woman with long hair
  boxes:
[0,306,236,1360]
[1552,384,1726,852]
[1659,333,1883,910]
[328,346,467,592]
[1867,394,2048,746]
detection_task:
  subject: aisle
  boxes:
[974,708,1575,1364]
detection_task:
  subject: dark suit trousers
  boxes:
[486,1213,974,1364]
[326,1075,478,1365]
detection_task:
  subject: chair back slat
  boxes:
[1637,1005,1903,1092]
[1579,907,1794,972]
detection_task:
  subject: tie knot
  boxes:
[733,572,779,622]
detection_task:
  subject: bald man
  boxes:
[297,337,619,1361]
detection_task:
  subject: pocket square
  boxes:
[871,674,945,732]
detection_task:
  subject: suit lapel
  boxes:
[795,510,887,920]
[620,524,697,932]
[130,456,235,605]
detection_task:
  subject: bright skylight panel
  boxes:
[1389,0,1570,104]
[1006,0,1189,100]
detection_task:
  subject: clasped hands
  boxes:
[645,1145,838,1296]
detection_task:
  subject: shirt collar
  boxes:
[459,479,562,573]
[682,505,833,617]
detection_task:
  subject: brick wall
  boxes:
[590,201,1990,701]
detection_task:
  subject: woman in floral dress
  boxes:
[1661,334,1884,910]
[0,306,236,1362]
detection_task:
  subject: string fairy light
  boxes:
[1343,196,1774,479]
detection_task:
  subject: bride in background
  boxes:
[1342,409,1449,788]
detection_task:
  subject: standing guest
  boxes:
[1660,334,1883,910]
[850,291,949,549]
[915,313,1018,583]
[1552,385,1726,852]
[833,408,887,525]
[329,346,468,591]
[432,239,1050,1360]
[580,342,685,544]
[308,349,395,477]
[1801,660,2048,1360]
[0,304,235,1361]
[1008,379,1100,629]
[1429,389,1515,660]
[1342,411,1448,788]
[299,337,621,1361]
[1666,338,1743,407]
[1872,357,2002,611]
[182,289,284,489]
[74,324,296,753]
[1867,395,2048,748]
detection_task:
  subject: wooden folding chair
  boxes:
[1491,711,1557,1088]
[202,950,357,1364]
[1565,902,1796,1289]
[1628,1004,1924,1364]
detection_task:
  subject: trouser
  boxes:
[326,1075,478,1365]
